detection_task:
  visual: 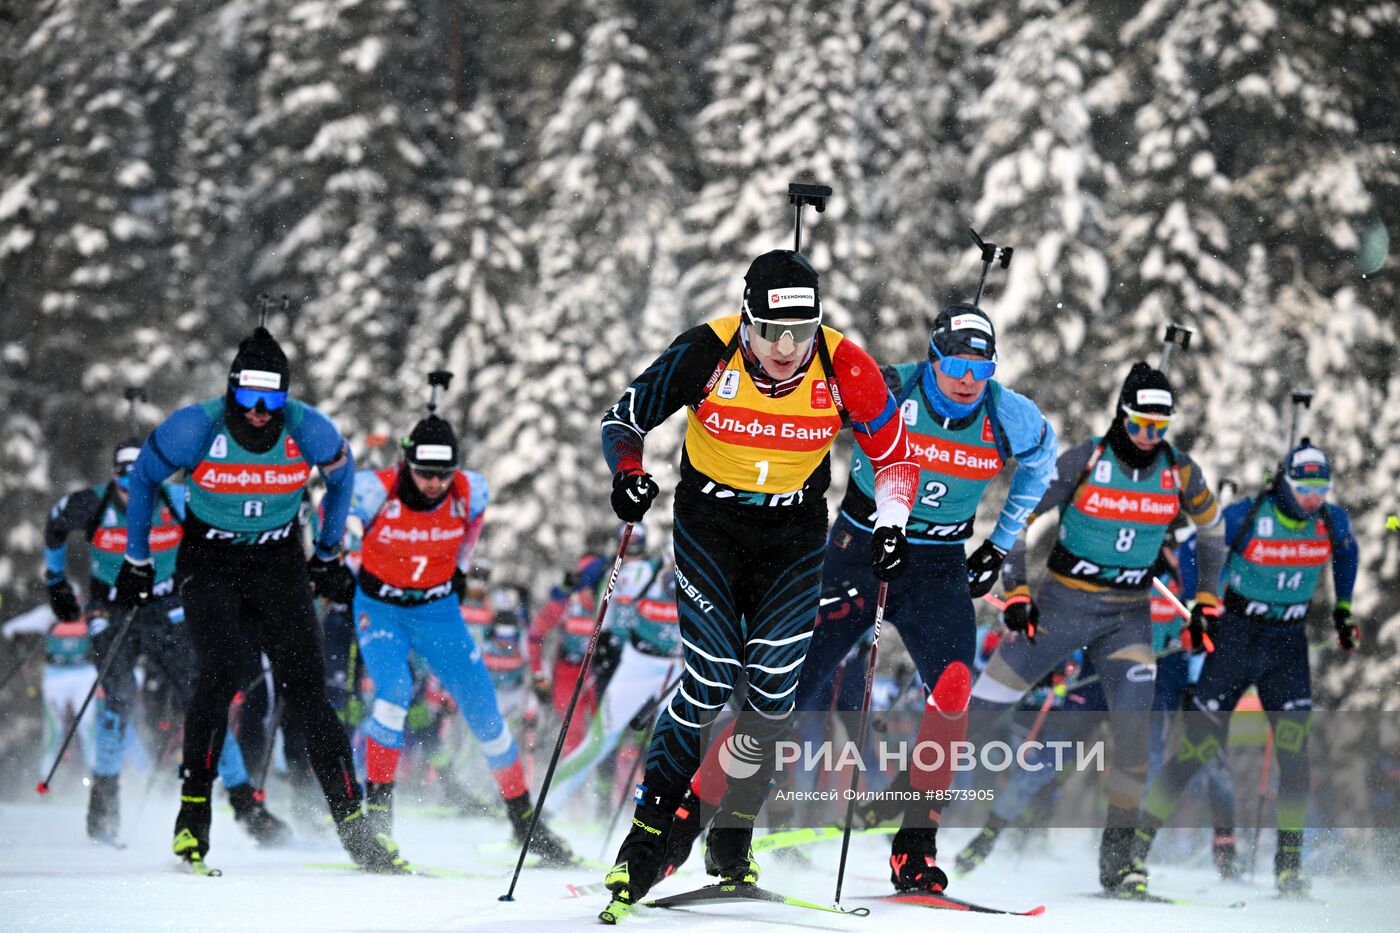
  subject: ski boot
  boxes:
[1212,829,1240,880]
[704,824,759,885]
[229,783,293,847]
[364,781,395,839]
[505,793,576,867]
[601,792,676,923]
[86,774,123,848]
[954,814,1006,875]
[1098,809,1150,898]
[890,827,948,893]
[1275,830,1311,898]
[173,775,220,875]
[659,788,714,879]
[335,806,410,874]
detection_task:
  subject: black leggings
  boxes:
[176,543,359,817]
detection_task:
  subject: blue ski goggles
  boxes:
[1286,476,1331,499]
[930,344,997,381]
[232,387,288,411]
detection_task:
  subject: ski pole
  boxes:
[833,580,889,908]
[257,695,287,790]
[1151,576,1214,653]
[0,636,48,693]
[500,523,636,902]
[36,610,138,794]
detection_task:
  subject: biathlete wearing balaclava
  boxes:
[968,360,1227,896]
[117,326,403,872]
[1135,440,1358,898]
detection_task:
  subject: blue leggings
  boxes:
[354,592,518,771]
[796,513,976,711]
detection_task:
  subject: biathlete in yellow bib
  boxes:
[597,249,918,910]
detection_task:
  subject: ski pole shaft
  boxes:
[257,695,286,789]
[1023,688,1059,746]
[1152,577,1190,620]
[500,524,635,902]
[1057,645,1185,696]
[833,580,889,907]
[0,637,48,693]
[36,609,138,794]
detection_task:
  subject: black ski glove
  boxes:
[1333,602,1359,653]
[46,578,82,621]
[308,552,356,603]
[966,540,1008,599]
[451,568,468,602]
[610,470,658,523]
[1001,586,1038,644]
[114,558,155,608]
[871,526,910,582]
[1183,598,1220,654]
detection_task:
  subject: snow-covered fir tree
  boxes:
[484,5,686,569]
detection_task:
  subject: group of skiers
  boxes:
[591,244,1359,920]
[12,233,1360,916]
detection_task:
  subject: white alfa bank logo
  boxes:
[718,732,765,780]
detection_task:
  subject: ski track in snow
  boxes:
[2,798,1396,932]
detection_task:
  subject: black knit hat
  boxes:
[929,304,997,361]
[403,415,458,470]
[1118,361,1174,416]
[228,327,290,395]
[742,250,821,319]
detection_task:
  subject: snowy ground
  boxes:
[3,792,1397,932]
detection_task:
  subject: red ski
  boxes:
[868,892,1045,916]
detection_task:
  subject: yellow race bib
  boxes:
[684,315,845,493]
